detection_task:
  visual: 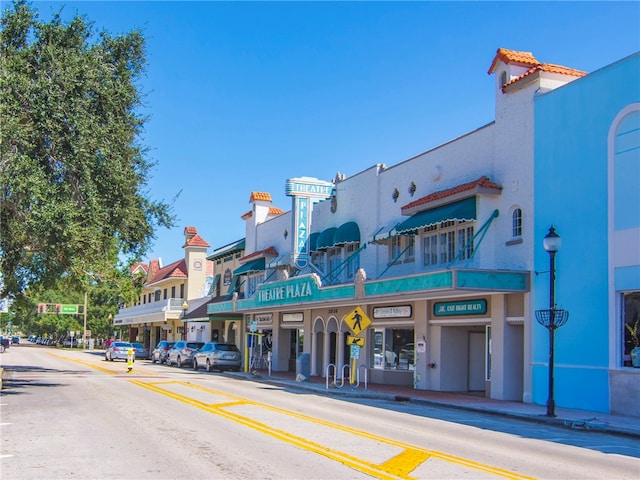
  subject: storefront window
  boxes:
[623,292,640,367]
[372,327,414,370]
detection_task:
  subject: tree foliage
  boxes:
[0,1,175,299]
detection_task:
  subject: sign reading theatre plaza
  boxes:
[257,279,314,303]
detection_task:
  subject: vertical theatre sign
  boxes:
[285,177,334,269]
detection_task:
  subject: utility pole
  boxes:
[83,292,88,349]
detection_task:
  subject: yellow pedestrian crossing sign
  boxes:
[345,306,371,336]
[347,336,365,347]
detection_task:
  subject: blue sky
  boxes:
[28,1,640,265]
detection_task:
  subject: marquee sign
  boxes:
[286,177,334,270]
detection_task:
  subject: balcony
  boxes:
[113,298,186,326]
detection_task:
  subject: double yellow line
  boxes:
[54,352,536,480]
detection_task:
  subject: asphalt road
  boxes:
[1,344,639,480]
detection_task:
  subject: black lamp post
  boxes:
[182,301,189,340]
[535,225,569,417]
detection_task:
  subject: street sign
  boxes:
[61,304,79,314]
[344,306,371,336]
[350,344,360,359]
[347,336,365,347]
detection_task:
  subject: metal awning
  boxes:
[233,257,265,275]
[316,227,338,250]
[395,197,476,234]
[333,221,360,245]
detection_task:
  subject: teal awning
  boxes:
[395,197,476,234]
[333,221,360,245]
[233,257,265,275]
[307,232,320,252]
[316,227,337,250]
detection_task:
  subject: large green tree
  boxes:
[0,1,174,299]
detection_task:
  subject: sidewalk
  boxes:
[233,369,640,439]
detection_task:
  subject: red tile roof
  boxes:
[146,258,188,285]
[503,63,586,89]
[184,226,197,236]
[487,48,539,74]
[130,263,148,275]
[488,48,586,90]
[241,206,285,220]
[401,176,502,214]
[250,192,272,203]
[240,246,278,262]
[182,233,210,248]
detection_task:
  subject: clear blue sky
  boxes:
[29,1,640,265]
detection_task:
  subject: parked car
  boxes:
[61,337,78,348]
[193,342,242,372]
[105,341,134,361]
[166,341,204,368]
[11,336,20,344]
[130,342,149,360]
[0,336,9,352]
[150,341,175,364]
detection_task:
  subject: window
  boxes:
[388,236,414,264]
[246,272,264,297]
[512,208,522,238]
[422,220,475,267]
[163,288,167,300]
[371,328,414,370]
[345,243,359,279]
[623,292,640,367]
[171,286,176,298]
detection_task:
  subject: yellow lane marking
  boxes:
[380,449,432,477]
[131,379,404,480]
[133,380,536,480]
[46,355,535,480]
[47,352,162,377]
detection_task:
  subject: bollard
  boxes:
[127,347,134,373]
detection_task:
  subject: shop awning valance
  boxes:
[233,257,265,275]
[333,221,360,245]
[316,227,337,250]
[395,197,476,234]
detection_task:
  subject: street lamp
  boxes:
[535,225,569,417]
[182,301,188,340]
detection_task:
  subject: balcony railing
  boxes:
[115,298,186,318]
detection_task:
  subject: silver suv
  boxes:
[166,341,204,368]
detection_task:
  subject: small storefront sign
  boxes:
[373,305,412,319]
[433,299,487,316]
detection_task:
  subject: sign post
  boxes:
[344,306,372,385]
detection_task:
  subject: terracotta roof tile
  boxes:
[146,258,188,285]
[130,263,148,275]
[182,233,210,248]
[487,48,539,74]
[241,210,252,220]
[401,176,502,213]
[250,192,272,203]
[240,246,279,262]
[503,63,586,89]
[268,206,285,215]
[184,226,197,235]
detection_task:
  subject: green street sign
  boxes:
[61,304,79,314]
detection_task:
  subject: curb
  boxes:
[240,373,640,440]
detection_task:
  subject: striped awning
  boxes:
[395,197,476,234]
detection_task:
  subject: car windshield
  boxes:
[216,344,239,352]
[131,343,144,348]
[114,342,131,347]
[187,342,204,349]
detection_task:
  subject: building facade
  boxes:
[113,226,212,350]
[206,48,588,403]
[533,52,640,416]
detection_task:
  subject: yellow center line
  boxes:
[134,379,536,480]
[47,355,536,480]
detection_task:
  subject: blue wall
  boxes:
[533,53,640,412]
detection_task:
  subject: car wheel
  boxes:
[151,356,156,364]
[192,359,198,371]
[105,354,108,361]
[177,356,182,368]
[205,360,211,372]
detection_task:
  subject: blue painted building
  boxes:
[533,52,640,416]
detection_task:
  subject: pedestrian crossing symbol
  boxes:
[345,306,371,336]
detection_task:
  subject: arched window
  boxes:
[512,208,522,238]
